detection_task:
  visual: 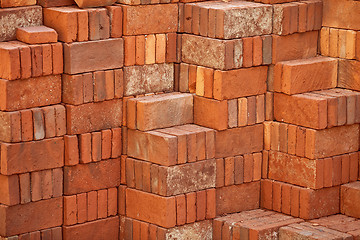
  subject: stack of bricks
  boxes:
[0,0,359,239]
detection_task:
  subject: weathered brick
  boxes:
[341,181,360,218]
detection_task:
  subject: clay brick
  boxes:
[0,175,19,206]
[0,198,62,236]
[216,182,260,216]
[213,66,267,100]
[194,96,227,130]
[124,36,135,66]
[186,192,196,223]
[64,158,120,195]
[1,138,64,175]
[127,93,193,131]
[0,42,21,80]
[0,6,42,42]
[338,59,360,91]
[323,0,360,30]
[274,93,328,129]
[16,26,57,44]
[272,31,318,63]
[305,124,359,159]
[341,181,360,218]
[64,135,79,166]
[124,63,174,96]
[126,188,176,228]
[91,132,101,162]
[63,217,119,240]
[64,38,123,74]
[268,151,323,189]
[106,6,122,38]
[0,0,36,7]
[123,4,178,35]
[0,75,61,111]
[215,124,263,158]
[135,35,145,65]
[66,99,122,135]
[274,57,337,95]
[64,195,77,225]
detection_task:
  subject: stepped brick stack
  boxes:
[0,0,359,239]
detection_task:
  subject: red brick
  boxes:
[213,66,267,100]
[272,31,318,63]
[123,4,178,35]
[16,26,57,44]
[261,179,273,210]
[64,39,123,74]
[176,195,186,225]
[97,189,108,219]
[0,198,62,236]
[186,192,196,223]
[341,182,360,218]
[106,6,122,38]
[0,175,20,206]
[194,96,227,130]
[52,43,63,75]
[323,0,360,30]
[0,6,42,42]
[64,195,77,225]
[87,191,98,221]
[77,193,87,224]
[0,75,61,111]
[216,182,260,216]
[66,99,122,135]
[64,158,120,195]
[91,132,101,162]
[1,138,64,175]
[274,57,337,95]
[63,217,119,240]
[126,188,176,228]
[215,125,263,158]
[64,135,79,166]
[338,59,360,91]
[19,173,31,204]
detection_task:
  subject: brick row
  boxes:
[0,41,62,80]
[181,34,272,70]
[194,94,266,130]
[63,69,123,105]
[127,124,215,166]
[310,214,360,238]
[125,187,215,228]
[264,121,359,159]
[274,88,360,129]
[64,188,117,226]
[273,0,322,35]
[64,128,122,166]
[44,6,122,43]
[0,168,62,206]
[267,150,359,189]
[179,64,268,99]
[280,222,353,240]
[261,179,340,220]
[216,152,263,188]
[0,105,66,143]
[125,157,215,196]
[120,217,211,240]
[124,33,178,66]
[180,1,272,39]
[213,209,303,240]
[123,63,174,96]
[1,227,62,240]
[320,27,358,59]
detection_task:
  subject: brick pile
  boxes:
[0,0,359,239]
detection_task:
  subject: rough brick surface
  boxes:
[341,181,360,218]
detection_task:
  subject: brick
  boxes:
[338,59,360,91]
[16,26,57,44]
[182,34,242,70]
[123,63,174,96]
[242,37,253,68]
[127,93,193,131]
[87,191,98,221]
[123,4,178,35]
[0,75,61,111]
[194,96,227,130]
[268,151,323,189]
[0,198,62,236]
[0,6,42,42]
[216,182,260,216]
[74,0,116,8]
[64,158,120,195]
[215,124,263,158]
[213,66,267,100]
[186,192,196,223]
[323,0,360,30]
[305,124,359,159]
[274,57,337,95]
[163,220,212,239]
[341,181,360,218]
[274,93,328,129]
[64,135,79,166]
[64,38,123,74]
[0,175,19,206]
[64,195,77,225]
[63,217,119,240]
[126,188,176,228]
[66,99,122,135]
[272,31,318,63]
[0,112,21,143]
[106,6,122,38]
[1,138,64,175]
[0,42,21,80]
[0,0,36,7]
